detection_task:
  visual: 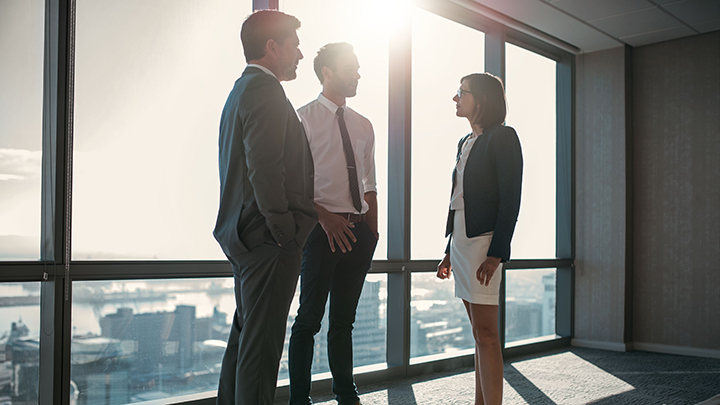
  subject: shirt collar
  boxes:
[317,93,346,114]
[246,64,278,80]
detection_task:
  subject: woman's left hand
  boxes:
[476,256,502,286]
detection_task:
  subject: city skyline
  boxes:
[0,271,556,403]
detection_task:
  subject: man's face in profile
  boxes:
[327,52,361,98]
[277,31,303,81]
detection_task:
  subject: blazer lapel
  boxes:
[451,133,473,195]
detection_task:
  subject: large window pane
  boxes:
[279,275,387,382]
[505,43,557,259]
[411,7,484,259]
[0,282,41,403]
[71,278,234,403]
[72,0,251,260]
[281,0,390,259]
[71,275,387,401]
[0,0,43,261]
[410,272,473,363]
[505,268,556,346]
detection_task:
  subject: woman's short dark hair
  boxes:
[313,42,354,84]
[461,73,507,129]
[240,10,301,63]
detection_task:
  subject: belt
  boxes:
[334,212,366,224]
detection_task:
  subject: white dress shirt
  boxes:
[298,94,377,214]
[450,134,479,210]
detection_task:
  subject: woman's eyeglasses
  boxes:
[457,89,472,98]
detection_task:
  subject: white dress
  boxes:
[449,135,502,305]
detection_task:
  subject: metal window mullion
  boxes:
[39,0,73,403]
[68,260,232,280]
[556,53,573,260]
[484,24,506,346]
[387,45,412,264]
[0,263,52,281]
[556,52,574,338]
[385,8,412,371]
[556,265,573,337]
[253,0,278,10]
[483,21,505,83]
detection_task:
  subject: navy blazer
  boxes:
[214,67,317,258]
[445,124,523,262]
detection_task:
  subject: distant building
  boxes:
[506,298,542,343]
[69,304,230,403]
[409,279,474,359]
[279,280,386,380]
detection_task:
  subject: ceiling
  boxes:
[460,0,720,53]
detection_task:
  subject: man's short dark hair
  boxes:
[313,42,354,84]
[461,73,507,129]
[240,10,301,63]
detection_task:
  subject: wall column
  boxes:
[573,46,634,351]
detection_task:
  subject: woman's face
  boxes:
[453,80,479,120]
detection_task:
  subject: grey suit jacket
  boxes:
[214,67,317,258]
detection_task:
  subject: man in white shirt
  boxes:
[288,43,378,405]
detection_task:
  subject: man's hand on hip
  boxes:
[316,204,357,253]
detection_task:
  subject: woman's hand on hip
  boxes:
[477,256,501,286]
[437,253,452,279]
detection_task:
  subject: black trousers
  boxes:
[288,222,378,405]
[217,241,303,405]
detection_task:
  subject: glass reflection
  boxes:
[72,0,251,260]
[279,275,387,381]
[505,43,557,259]
[0,283,41,404]
[0,0,44,261]
[71,278,234,403]
[505,269,556,345]
[410,6,485,260]
[410,272,474,362]
[281,0,390,260]
[70,275,386,403]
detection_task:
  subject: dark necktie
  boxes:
[336,108,363,213]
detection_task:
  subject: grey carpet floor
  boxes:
[275,348,720,404]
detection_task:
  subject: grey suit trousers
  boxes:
[217,241,303,405]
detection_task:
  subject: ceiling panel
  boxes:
[662,0,720,24]
[692,18,720,33]
[620,25,697,46]
[549,0,652,21]
[464,0,716,53]
[590,7,683,38]
[469,0,623,51]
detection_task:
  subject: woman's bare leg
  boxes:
[464,300,503,405]
[464,301,485,405]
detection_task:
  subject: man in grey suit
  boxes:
[213,10,317,405]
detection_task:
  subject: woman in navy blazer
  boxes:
[437,73,523,405]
